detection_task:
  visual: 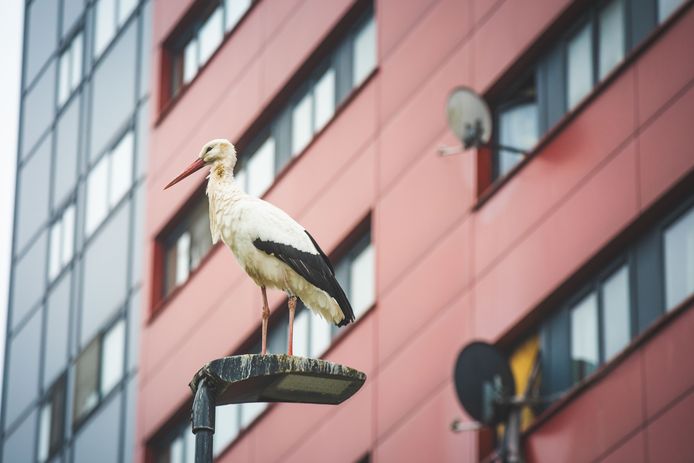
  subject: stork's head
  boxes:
[164,139,236,189]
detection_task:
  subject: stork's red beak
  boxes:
[164,158,206,190]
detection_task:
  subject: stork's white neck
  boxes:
[206,157,244,202]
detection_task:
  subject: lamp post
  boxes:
[189,354,366,463]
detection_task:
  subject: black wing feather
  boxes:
[253,231,355,327]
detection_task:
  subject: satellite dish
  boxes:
[453,341,515,426]
[446,87,492,149]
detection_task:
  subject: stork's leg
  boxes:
[287,296,297,356]
[261,286,270,355]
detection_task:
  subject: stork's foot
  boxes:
[287,296,297,356]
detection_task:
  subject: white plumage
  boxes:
[165,139,354,355]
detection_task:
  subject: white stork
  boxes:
[164,139,354,355]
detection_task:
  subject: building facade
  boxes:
[2,0,152,461]
[139,0,694,462]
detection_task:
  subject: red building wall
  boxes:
[137,0,694,461]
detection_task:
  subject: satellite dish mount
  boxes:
[453,341,545,463]
[440,87,529,157]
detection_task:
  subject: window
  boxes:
[352,13,377,87]
[154,421,195,463]
[162,196,213,298]
[598,0,625,79]
[85,130,134,236]
[169,0,253,97]
[536,194,694,404]
[94,0,138,58]
[664,206,694,309]
[48,204,76,281]
[489,0,677,184]
[567,22,594,110]
[73,319,126,426]
[658,0,685,22]
[496,77,538,178]
[230,5,376,195]
[37,375,66,462]
[570,292,598,382]
[58,32,83,107]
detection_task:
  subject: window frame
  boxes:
[481,0,691,199]
[72,317,127,429]
[538,188,694,401]
[165,0,256,103]
[37,373,67,462]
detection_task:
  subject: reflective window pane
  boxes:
[73,390,121,463]
[3,410,37,463]
[5,310,42,428]
[175,232,191,286]
[81,205,130,344]
[85,155,109,235]
[11,232,47,329]
[49,221,62,281]
[601,265,631,359]
[658,0,684,22]
[37,375,66,462]
[310,315,332,358]
[59,52,71,106]
[94,0,117,57]
[246,137,276,197]
[292,309,310,358]
[44,273,72,388]
[62,204,76,265]
[213,404,240,456]
[225,0,251,31]
[119,0,138,24]
[54,95,80,205]
[291,91,313,156]
[599,0,625,79]
[71,33,83,90]
[38,403,51,462]
[189,201,212,270]
[25,0,58,84]
[17,135,51,251]
[352,15,377,87]
[90,21,136,158]
[183,38,198,85]
[350,242,375,318]
[73,338,100,424]
[101,319,126,395]
[198,7,223,66]
[22,62,55,159]
[314,67,335,131]
[109,131,134,206]
[567,22,594,109]
[570,292,599,383]
[62,0,84,37]
[664,207,694,309]
[498,102,537,177]
[239,402,267,429]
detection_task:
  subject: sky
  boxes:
[0,0,24,398]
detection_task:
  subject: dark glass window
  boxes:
[169,0,253,97]
[495,77,538,178]
[37,375,67,462]
[162,196,212,298]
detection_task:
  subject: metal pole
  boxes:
[504,406,522,463]
[192,377,215,463]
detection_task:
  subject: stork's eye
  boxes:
[205,146,213,154]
